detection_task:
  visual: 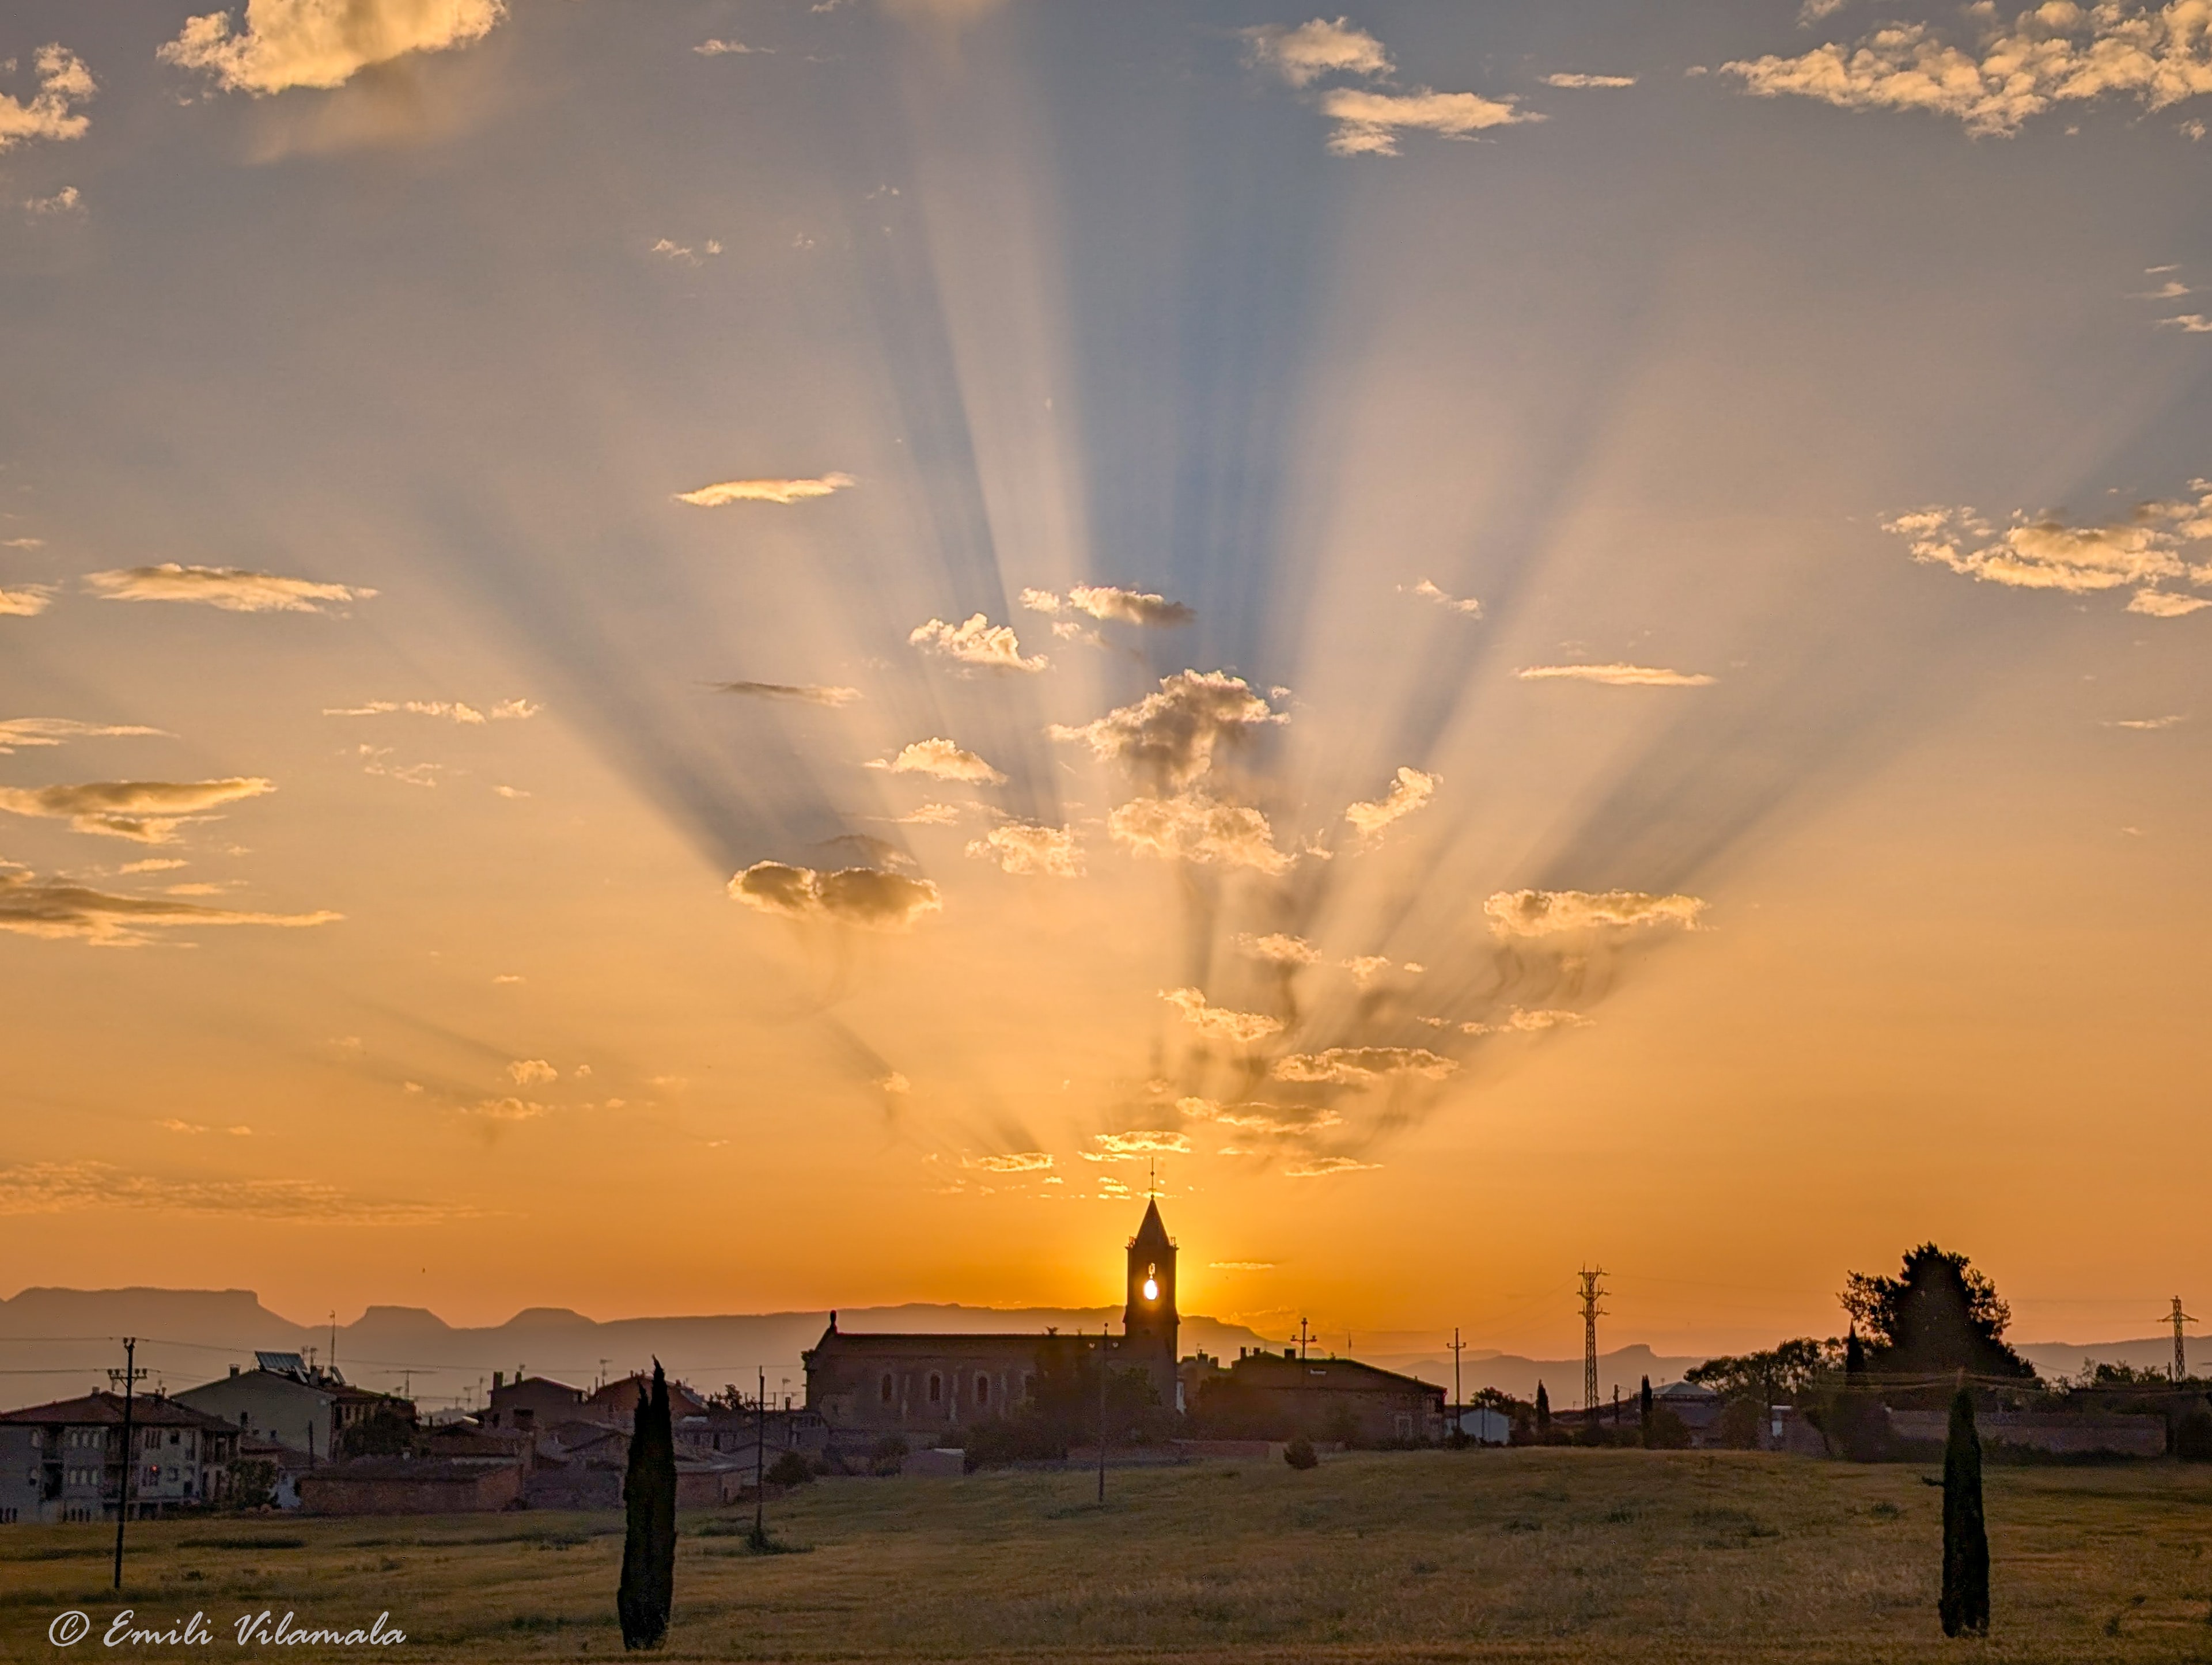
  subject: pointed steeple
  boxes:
[1130,1196,1172,1253]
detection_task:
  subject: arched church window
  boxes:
[880,1374,893,1405]
[975,1374,990,1406]
[928,1372,942,1404]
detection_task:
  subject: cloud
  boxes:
[0,1160,460,1222]
[1344,765,1438,838]
[1021,584,1194,627]
[457,1097,547,1122]
[0,866,338,945]
[2128,588,2211,616]
[0,44,94,153]
[84,564,373,613]
[0,777,275,842]
[868,737,1005,784]
[0,718,166,754]
[158,0,506,96]
[693,39,764,56]
[1244,17,1393,86]
[1209,1261,1277,1270]
[967,821,1081,877]
[1,537,45,549]
[1484,888,1706,937]
[967,1151,1052,1173]
[1339,954,1392,987]
[1108,794,1290,874]
[1284,1156,1383,1177]
[1239,932,1321,966]
[894,803,962,825]
[1887,493,2212,608]
[713,681,861,707]
[1800,0,1850,20]
[1160,987,1285,1045]
[909,613,1046,672]
[1542,72,1637,88]
[324,698,536,723]
[1321,87,1540,155]
[1516,663,1717,687]
[2104,714,2185,729]
[1408,577,1482,616]
[0,586,55,616]
[1179,1097,1344,1138]
[1463,1007,1594,1035]
[1724,3,2212,136]
[2160,313,2212,331]
[1271,1046,1456,1084]
[674,473,854,506]
[729,861,942,930]
[506,1058,556,1086]
[1051,670,1281,789]
[25,184,82,215]
[1092,1130,1193,1158]
[650,238,717,265]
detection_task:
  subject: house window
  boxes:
[975,1375,990,1407]
[927,1374,942,1404]
[880,1374,893,1405]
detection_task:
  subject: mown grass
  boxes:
[1,1450,2208,1662]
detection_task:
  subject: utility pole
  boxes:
[109,1337,145,1590]
[1577,1268,1608,1423]
[753,1367,766,1545]
[1096,1330,1108,1504]
[1449,1329,1467,1439]
[1294,1316,1313,1361]
[2169,1298,2196,1384]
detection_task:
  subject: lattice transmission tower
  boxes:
[1577,1267,1608,1416]
[2171,1297,2196,1383]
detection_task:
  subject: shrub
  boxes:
[2175,1410,2212,1462]
[1283,1436,1319,1470]
[765,1450,815,1488]
[1717,1397,1764,1450]
[1643,1408,1692,1450]
[868,1435,907,1477]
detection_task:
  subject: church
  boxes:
[803,1198,1180,1435]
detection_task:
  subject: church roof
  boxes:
[1128,1197,1173,1250]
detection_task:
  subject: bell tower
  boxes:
[1122,1194,1179,1407]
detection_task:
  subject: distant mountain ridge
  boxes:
[2,1288,2196,1412]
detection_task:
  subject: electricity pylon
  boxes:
[2170,1297,2196,1384]
[1577,1268,1608,1417]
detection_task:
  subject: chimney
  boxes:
[493,1371,503,1390]
[229,1364,239,1378]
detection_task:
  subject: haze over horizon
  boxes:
[3,1,2209,1365]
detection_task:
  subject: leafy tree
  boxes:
[1844,1245,2036,1380]
[1643,1406,1691,1449]
[1940,1387,1990,1637]
[617,1360,676,1651]
[1534,1380,1550,1440]
[341,1405,417,1459]
[1686,1338,1835,1404]
[764,1450,813,1488]
[225,1457,277,1511]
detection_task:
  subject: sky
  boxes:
[2,0,2210,1363]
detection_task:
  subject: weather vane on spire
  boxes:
[1147,1157,1161,1200]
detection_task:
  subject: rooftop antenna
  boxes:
[2169,1297,2196,1383]
[1577,1267,1608,1420]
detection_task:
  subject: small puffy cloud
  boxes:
[0,776,274,843]
[967,820,1081,877]
[1484,888,1705,937]
[0,718,165,754]
[895,803,962,826]
[0,586,56,616]
[967,1151,1053,1173]
[714,680,861,707]
[1887,494,2212,608]
[1161,987,1285,1045]
[1285,1156,1382,1177]
[1093,1130,1193,1158]
[25,184,82,215]
[1108,794,1290,874]
[2161,313,2212,332]
[1240,931,1321,966]
[909,613,1046,672]
[1051,670,1280,788]
[324,698,535,723]
[868,737,1005,784]
[1344,765,1438,837]
[729,861,943,931]
[84,564,373,613]
[878,1072,911,1094]
[694,38,764,55]
[675,473,854,506]
[1517,663,1716,687]
[1321,87,1539,155]
[159,0,505,96]
[1464,1007,1594,1034]
[506,1059,556,1086]
[0,44,94,153]
[1244,17,1393,86]
[1408,577,1482,616]
[1023,584,1194,627]
[1724,5,2212,137]
[1340,954,1392,987]
[0,866,337,945]
[1272,1046,1456,1084]
[462,1097,547,1123]
[1543,71,1637,88]
[2129,588,2211,616]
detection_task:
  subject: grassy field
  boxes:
[2,1450,2209,1663]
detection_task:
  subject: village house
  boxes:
[174,1352,413,1462]
[1211,1350,1448,1444]
[0,1393,241,1523]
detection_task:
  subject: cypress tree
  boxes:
[1846,1326,1866,1380]
[618,1361,677,1651]
[1939,1386,1989,1638]
[1535,1380,1550,1440]
[1639,1375,1653,1434]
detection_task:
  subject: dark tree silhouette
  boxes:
[1940,1386,1990,1637]
[1844,1244,2036,1379]
[1534,1380,1550,1439]
[1639,1375,1653,1435]
[1845,1326,1866,1380]
[618,1360,676,1650]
